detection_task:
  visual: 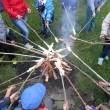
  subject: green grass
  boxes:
[0,0,110,107]
[70,0,110,105]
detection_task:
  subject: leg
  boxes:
[40,16,46,33]
[84,6,92,32]
[7,46,16,60]
[100,39,110,58]
[98,38,110,65]
[0,43,4,57]
[89,12,98,31]
[12,15,29,44]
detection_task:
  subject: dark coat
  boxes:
[0,97,10,109]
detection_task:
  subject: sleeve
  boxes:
[0,97,11,109]
[36,0,39,9]
[99,0,106,8]
[101,12,110,36]
[2,0,18,18]
[87,0,95,13]
[45,0,54,21]
[23,0,30,9]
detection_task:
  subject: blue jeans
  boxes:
[12,14,29,44]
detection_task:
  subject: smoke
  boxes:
[55,7,77,55]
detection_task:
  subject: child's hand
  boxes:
[7,85,16,92]
[5,85,16,98]
[10,40,15,44]
[97,7,101,12]
[85,105,92,110]
[27,8,31,13]
[16,15,23,19]
[10,92,19,102]
[92,12,96,18]
[99,34,106,39]
[45,21,49,27]
[63,102,69,110]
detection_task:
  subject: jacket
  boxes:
[101,12,110,40]
[87,0,106,13]
[0,14,6,41]
[61,0,78,10]
[2,0,29,20]
[36,0,54,21]
[0,97,10,109]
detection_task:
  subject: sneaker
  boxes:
[25,43,33,49]
[97,58,104,65]
[105,56,108,60]
[12,60,17,65]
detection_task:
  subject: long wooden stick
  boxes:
[65,59,110,95]
[8,58,44,109]
[21,19,50,49]
[71,36,110,46]
[0,41,45,57]
[65,44,109,84]
[0,75,40,94]
[65,74,86,106]
[9,27,44,51]
[0,52,42,58]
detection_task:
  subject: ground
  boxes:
[0,0,110,110]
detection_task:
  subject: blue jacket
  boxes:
[61,0,78,10]
[87,0,106,13]
[36,0,54,21]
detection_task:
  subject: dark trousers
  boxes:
[100,38,110,58]
[0,43,16,60]
[40,17,52,36]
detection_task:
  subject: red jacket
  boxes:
[2,0,29,20]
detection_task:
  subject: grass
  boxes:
[0,0,110,107]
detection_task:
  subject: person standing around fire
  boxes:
[60,0,78,33]
[2,0,33,49]
[84,0,106,33]
[98,12,110,65]
[36,0,54,38]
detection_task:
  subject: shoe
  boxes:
[25,43,33,49]
[12,60,17,65]
[105,56,108,60]
[97,58,104,65]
